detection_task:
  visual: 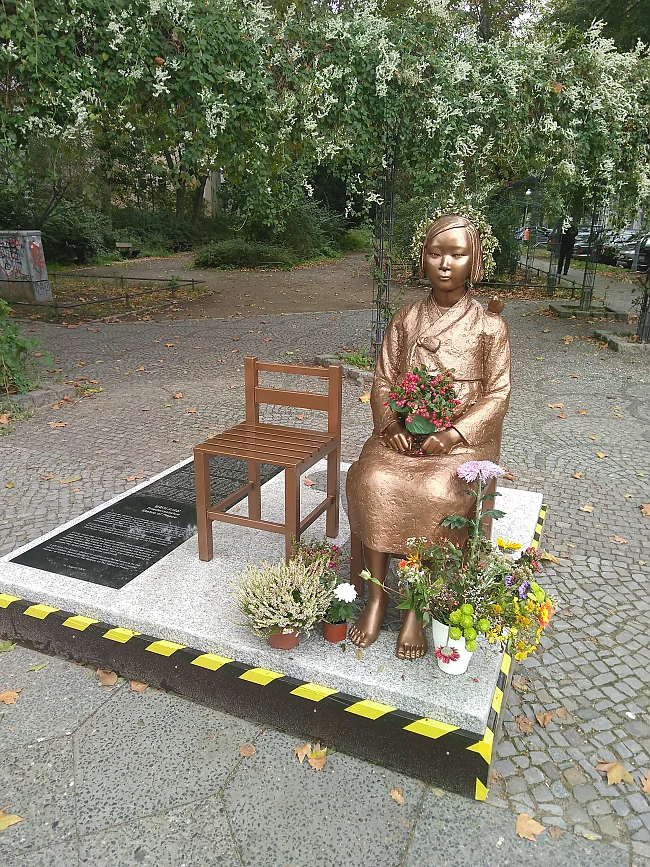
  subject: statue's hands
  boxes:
[385,421,414,453]
[421,427,462,456]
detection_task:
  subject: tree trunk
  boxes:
[191,175,208,229]
[176,182,186,220]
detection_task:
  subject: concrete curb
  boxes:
[9,383,74,411]
[592,329,650,354]
[548,302,629,321]
[314,355,374,389]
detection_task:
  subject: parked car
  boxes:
[572,229,605,260]
[616,236,650,270]
[515,226,552,244]
[600,230,641,266]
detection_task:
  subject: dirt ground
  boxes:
[67,251,428,321]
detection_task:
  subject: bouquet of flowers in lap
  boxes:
[384,366,461,435]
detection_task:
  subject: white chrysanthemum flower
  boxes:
[334,582,357,603]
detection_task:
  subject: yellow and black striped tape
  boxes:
[531,503,547,551]
[0,590,513,800]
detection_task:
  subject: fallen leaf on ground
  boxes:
[535,710,554,728]
[516,715,534,733]
[516,813,545,841]
[639,774,650,794]
[612,536,628,544]
[5,481,14,489]
[39,473,55,481]
[308,743,327,771]
[48,421,67,429]
[641,504,650,517]
[547,402,563,409]
[0,689,21,704]
[165,343,175,347]
[596,760,635,786]
[0,640,16,652]
[576,409,587,415]
[172,392,183,399]
[0,413,10,424]
[304,477,316,486]
[554,707,569,721]
[125,473,145,482]
[596,451,608,459]
[390,786,405,805]
[96,669,118,686]
[130,681,148,693]
[572,472,583,479]
[541,328,550,333]
[549,826,564,840]
[503,472,516,481]
[0,806,25,832]
[294,743,312,765]
[239,744,257,757]
[557,412,567,419]
[296,413,305,420]
[60,476,82,485]
[540,551,559,564]
[359,393,371,403]
[588,435,597,441]
[186,408,197,414]
[355,648,364,660]
[512,677,529,693]
[28,662,48,672]
[579,505,594,513]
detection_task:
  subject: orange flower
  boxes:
[538,601,553,627]
[398,560,408,569]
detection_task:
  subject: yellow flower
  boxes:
[526,600,535,612]
[493,604,502,614]
[496,538,522,551]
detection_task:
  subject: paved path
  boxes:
[520,251,644,316]
[1,297,650,866]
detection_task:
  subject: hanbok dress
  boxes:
[346,292,511,554]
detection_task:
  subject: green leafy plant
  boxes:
[0,300,49,396]
[337,349,374,370]
[235,558,335,637]
[339,227,373,251]
[194,240,295,269]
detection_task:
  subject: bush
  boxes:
[194,239,295,268]
[340,227,373,251]
[0,299,48,395]
[112,207,231,255]
[41,206,112,264]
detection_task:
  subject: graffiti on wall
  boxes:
[0,236,26,278]
[29,239,46,278]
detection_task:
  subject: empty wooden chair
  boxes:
[193,355,342,562]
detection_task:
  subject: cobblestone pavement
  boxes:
[1,295,650,866]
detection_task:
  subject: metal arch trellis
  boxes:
[371,140,398,362]
[579,201,606,312]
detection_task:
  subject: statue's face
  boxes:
[423,226,473,295]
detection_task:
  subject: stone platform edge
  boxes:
[0,590,510,801]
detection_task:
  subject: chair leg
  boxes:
[349,530,364,597]
[247,460,261,520]
[194,451,213,562]
[285,468,300,562]
[325,445,340,538]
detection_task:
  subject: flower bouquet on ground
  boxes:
[384,366,461,438]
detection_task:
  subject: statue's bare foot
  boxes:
[349,598,388,648]
[396,610,428,660]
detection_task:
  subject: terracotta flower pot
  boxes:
[322,621,347,643]
[268,630,300,650]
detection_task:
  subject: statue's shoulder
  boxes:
[387,299,425,329]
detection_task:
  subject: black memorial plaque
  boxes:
[11,459,281,589]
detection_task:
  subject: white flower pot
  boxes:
[436,635,474,676]
[431,619,449,651]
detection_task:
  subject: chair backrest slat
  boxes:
[254,387,329,412]
[244,356,342,434]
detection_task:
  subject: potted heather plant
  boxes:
[235,558,334,649]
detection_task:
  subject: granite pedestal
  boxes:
[0,460,545,800]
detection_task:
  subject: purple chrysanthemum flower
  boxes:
[518,580,531,600]
[504,574,514,589]
[457,460,505,483]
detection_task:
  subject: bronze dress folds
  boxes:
[346,292,511,554]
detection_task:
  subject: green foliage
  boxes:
[194,239,295,269]
[543,0,650,51]
[340,227,373,250]
[41,207,112,263]
[0,300,47,396]
[264,197,346,261]
[337,349,374,370]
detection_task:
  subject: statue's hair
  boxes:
[420,214,485,285]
